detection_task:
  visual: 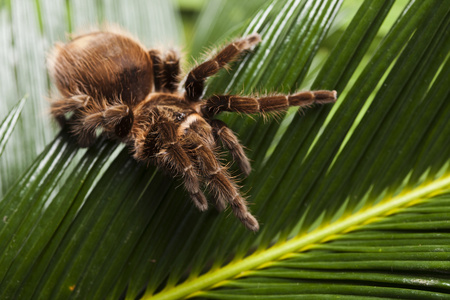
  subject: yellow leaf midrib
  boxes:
[146,174,450,300]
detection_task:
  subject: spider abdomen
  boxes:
[48,31,153,105]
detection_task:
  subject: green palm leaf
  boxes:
[0,97,26,158]
[0,0,449,299]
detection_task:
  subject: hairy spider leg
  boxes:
[210,119,251,176]
[182,127,227,211]
[148,49,163,91]
[141,121,209,210]
[161,49,181,92]
[149,49,181,93]
[50,94,99,147]
[184,33,262,102]
[52,94,134,147]
[50,94,92,127]
[183,125,259,231]
[204,90,338,115]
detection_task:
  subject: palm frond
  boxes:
[200,189,450,299]
[0,0,449,299]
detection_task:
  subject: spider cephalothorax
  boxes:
[48,28,336,231]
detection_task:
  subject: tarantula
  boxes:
[48,28,336,231]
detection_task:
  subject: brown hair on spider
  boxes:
[47,27,337,231]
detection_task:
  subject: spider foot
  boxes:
[230,200,259,232]
[190,191,208,211]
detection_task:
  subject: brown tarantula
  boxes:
[48,28,336,231]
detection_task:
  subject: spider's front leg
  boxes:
[136,119,208,211]
[210,119,251,176]
[203,90,337,115]
[132,106,258,231]
[183,119,259,231]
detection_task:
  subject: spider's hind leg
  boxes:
[185,33,261,102]
[50,94,98,147]
[149,49,181,93]
[50,94,91,127]
[53,94,134,147]
[77,101,133,143]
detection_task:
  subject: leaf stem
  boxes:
[147,174,450,300]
